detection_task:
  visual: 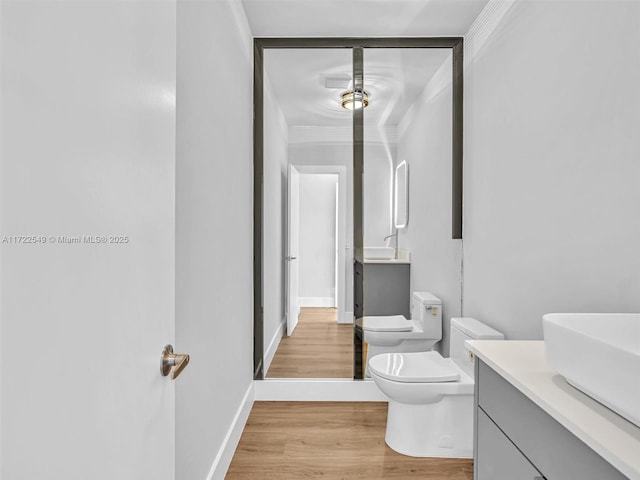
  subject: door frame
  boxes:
[253,37,464,380]
[285,164,301,336]
[292,165,348,324]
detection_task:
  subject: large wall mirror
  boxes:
[254,38,463,381]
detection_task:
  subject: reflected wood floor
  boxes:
[226,402,473,479]
[266,307,352,378]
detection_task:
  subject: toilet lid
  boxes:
[362,315,412,332]
[368,352,460,383]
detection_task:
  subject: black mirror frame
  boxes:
[253,37,463,380]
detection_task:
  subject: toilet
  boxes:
[363,292,442,372]
[368,317,504,458]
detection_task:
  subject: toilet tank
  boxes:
[411,292,442,340]
[450,317,504,378]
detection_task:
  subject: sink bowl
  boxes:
[364,246,395,260]
[543,313,640,427]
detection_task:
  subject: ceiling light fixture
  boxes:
[340,89,370,110]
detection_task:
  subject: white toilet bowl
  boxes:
[369,351,474,457]
[363,292,443,373]
[369,317,504,458]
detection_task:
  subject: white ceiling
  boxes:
[250,0,489,129]
[241,0,490,38]
[264,48,452,127]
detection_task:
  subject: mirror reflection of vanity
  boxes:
[362,161,411,317]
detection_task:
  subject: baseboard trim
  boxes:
[206,383,255,480]
[263,317,285,375]
[338,310,354,324]
[254,379,388,402]
[298,297,336,308]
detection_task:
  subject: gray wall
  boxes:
[397,58,462,356]
[463,1,640,340]
[176,1,253,478]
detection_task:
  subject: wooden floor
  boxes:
[266,307,353,378]
[226,402,473,479]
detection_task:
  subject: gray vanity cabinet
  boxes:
[476,409,543,479]
[474,360,627,480]
[362,263,410,318]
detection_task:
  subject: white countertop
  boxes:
[363,248,411,264]
[363,258,411,264]
[466,340,640,480]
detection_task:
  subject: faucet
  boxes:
[383,232,398,259]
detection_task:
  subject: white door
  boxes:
[286,165,301,335]
[335,182,340,308]
[1,2,176,479]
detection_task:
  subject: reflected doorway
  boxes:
[268,166,350,378]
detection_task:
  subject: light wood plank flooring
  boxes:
[266,307,353,378]
[226,402,473,479]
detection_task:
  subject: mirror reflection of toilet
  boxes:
[363,292,443,376]
[369,317,504,458]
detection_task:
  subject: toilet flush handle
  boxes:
[160,345,190,380]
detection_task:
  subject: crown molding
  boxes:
[288,125,397,144]
[464,0,518,66]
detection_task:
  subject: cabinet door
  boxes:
[477,409,544,480]
[362,264,410,317]
[477,361,627,480]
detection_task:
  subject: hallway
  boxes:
[267,308,353,378]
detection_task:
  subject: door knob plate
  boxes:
[161,345,174,376]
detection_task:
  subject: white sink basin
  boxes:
[364,246,395,260]
[543,313,640,427]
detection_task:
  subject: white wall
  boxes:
[176,1,254,479]
[263,74,289,370]
[364,144,394,247]
[298,174,338,304]
[463,1,640,341]
[397,57,462,356]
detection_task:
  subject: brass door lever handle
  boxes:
[161,345,190,379]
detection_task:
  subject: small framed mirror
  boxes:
[394,161,409,228]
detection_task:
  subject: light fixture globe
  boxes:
[340,89,370,110]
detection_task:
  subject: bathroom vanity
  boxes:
[362,253,410,318]
[467,341,640,480]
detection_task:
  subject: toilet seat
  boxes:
[363,315,413,332]
[368,351,460,383]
